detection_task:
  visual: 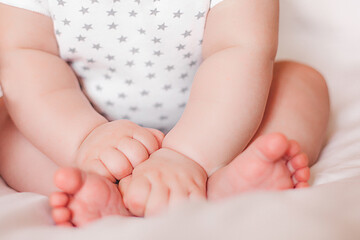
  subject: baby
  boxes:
[0,0,329,227]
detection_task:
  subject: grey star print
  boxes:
[108,22,118,30]
[79,7,89,15]
[182,30,192,38]
[145,61,154,67]
[157,23,168,30]
[195,11,206,19]
[57,0,66,6]
[150,8,160,16]
[152,37,161,44]
[129,10,137,17]
[107,9,116,16]
[76,35,86,41]
[138,28,146,34]
[118,36,127,42]
[83,24,93,31]
[130,48,140,54]
[62,18,71,25]
[173,10,183,18]
[92,43,101,50]
[2,0,220,133]
[126,61,135,67]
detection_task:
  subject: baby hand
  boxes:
[75,119,164,182]
[119,148,207,217]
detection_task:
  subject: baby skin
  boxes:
[51,133,310,226]
[0,0,329,229]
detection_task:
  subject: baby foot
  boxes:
[49,168,130,227]
[207,133,310,200]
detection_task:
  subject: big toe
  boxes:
[252,133,289,162]
[54,168,84,194]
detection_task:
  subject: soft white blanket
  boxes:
[1,0,360,239]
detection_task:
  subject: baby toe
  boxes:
[50,192,69,208]
[294,167,311,182]
[54,168,84,194]
[295,182,310,189]
[52,207,72,224]
[285,140,301,158]
[289,153,309,171]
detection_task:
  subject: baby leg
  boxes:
[0,99,129,226]
[208,61,330,199]
[251,61,330,165]
[0,99,58,196]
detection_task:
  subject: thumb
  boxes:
[119,175,132,198]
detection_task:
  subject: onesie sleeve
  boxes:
[210,0,224,8]
[0,0,50,17]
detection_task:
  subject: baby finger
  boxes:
[133,127,161,155]
[188,185,207,202]
[118,175,132,197]
[144,182,170,217]
[99,147,133,180]
[124,176,151,217]
[117,137,149,167]
[145,128,165,147]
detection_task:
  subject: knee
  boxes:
[275,61,329,106]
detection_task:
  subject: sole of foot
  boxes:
[207,133,310,200]
[50,168,130,227]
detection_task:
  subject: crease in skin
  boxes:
[141,176,152,217]
[98,158,116,183]
[75,118,108,158]
[130,138,150,164]
[131,128,154,156]
[112,146,133,178]
[161,147,208,177]
[99,181,113,217]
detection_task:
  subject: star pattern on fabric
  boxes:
[79,7,89,15]
[173,10,183,18]
[129,10,138,17]
[28,0,215,133]
[76,35,86,41]
[57,0,66,6]
[150,8,160,16]
[118,36,127,43]
[138,28,146,34]
[195,11,206,19]
[92,43,102,50]
[108,22,118,30]
[107,9,117,16]
[83,24,93,31]
[62,18,71,25]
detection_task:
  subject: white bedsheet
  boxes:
[1,0,360,239]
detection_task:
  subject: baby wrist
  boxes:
[73,117,108,162]
[158,147,208,177]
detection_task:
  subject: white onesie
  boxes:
[0,0,224,133]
